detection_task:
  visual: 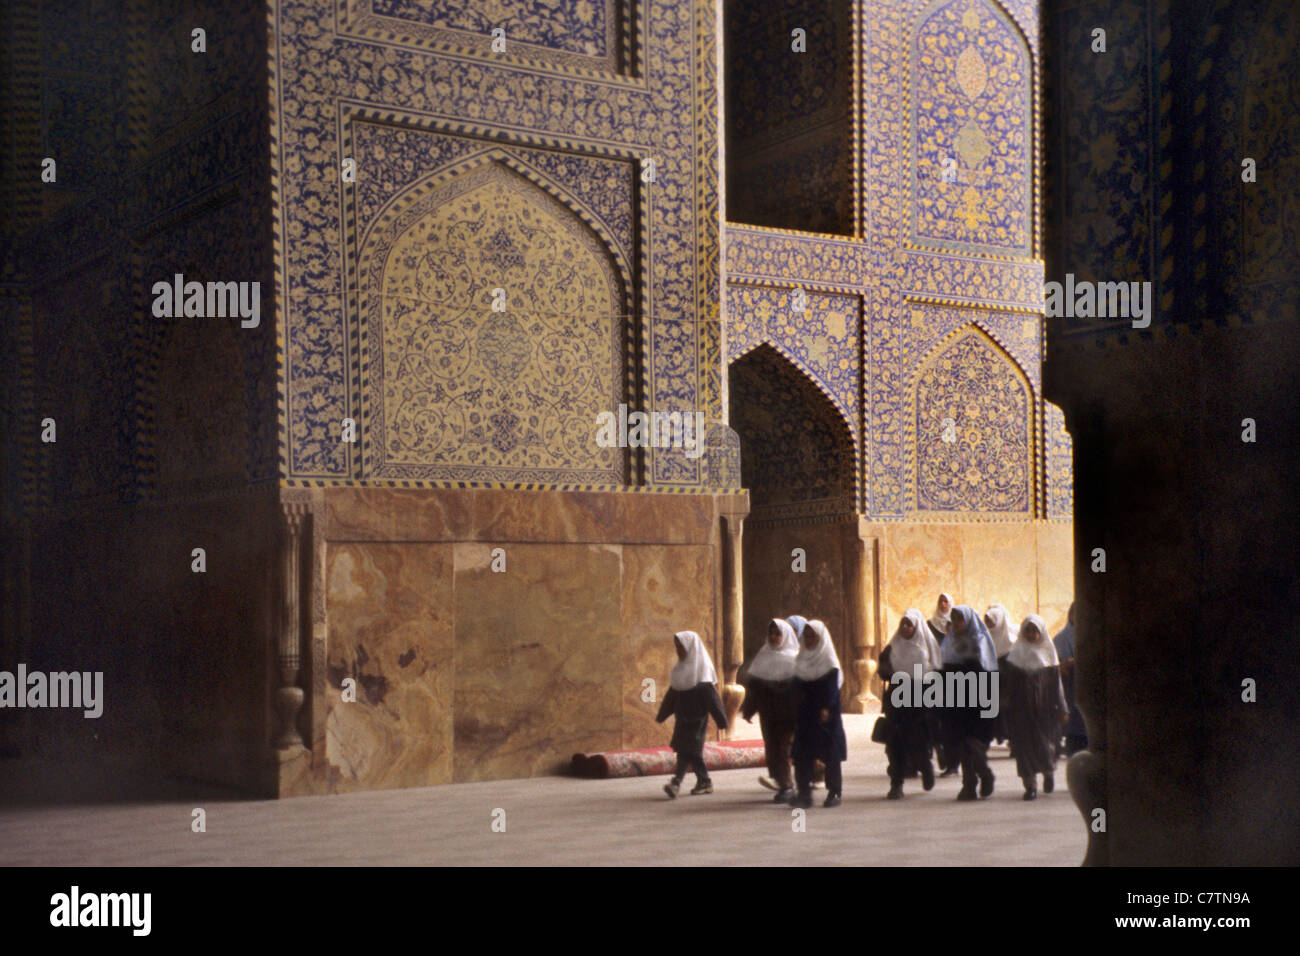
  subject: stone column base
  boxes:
[1066,749,1108,866]
[267,744,322,798]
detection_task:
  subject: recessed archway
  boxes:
[728,344,858,697]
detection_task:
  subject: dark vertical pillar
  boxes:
[1043,0,1300,864]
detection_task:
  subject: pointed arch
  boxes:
[727,343,857,511]
[909,323,1033,514]
[356,157,628,483]
[359,147,634,304]
[729,337,857,451]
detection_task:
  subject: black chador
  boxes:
[741,618,800,801]
[926,593,956,774]
[878,608,942,798]
[939,606,999,801]
[1001,615,1069,800]
[790,620,847,808]
[656,631,728,798]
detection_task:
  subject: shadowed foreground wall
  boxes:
[1044,0,1300,864]
[0,0,277,795]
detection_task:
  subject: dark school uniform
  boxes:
[1001,661,1069,783]
[742,675,797,790]
[878,645,935,789]
[792,669,847,796]
[656,681,728,781]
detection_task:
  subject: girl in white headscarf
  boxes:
[984,605,1016,660]
[984,604,1017,748]
[790,620,847,808]
[878,609,942,798]
[941,606,1000,801]
[741,618,800,801]
[928,592,954,641]
[1000,615,1069,800]
[656,631,728,798]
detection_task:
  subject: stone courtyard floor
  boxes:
[0,717,1086,866]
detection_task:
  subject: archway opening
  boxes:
[728,344,858,694]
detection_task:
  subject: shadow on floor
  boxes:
[0,756,256,808]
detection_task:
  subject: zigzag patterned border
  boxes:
[729,274,866,297]
[903,291,1042,314]
[280,477,743,495]
[269,1,290,485]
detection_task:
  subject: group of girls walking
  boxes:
[655,594,1075,806]
[879,593,1071,801]
[656,617,847,808]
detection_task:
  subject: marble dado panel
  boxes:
[314,486,733,790]
[869,518,1073,649]
[451,542,624,782]
[742,520,853,675]
[620,543,717,749]
[320,486,727,544]
[324,542,455,790]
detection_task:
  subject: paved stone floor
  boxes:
[0,718,1086,866]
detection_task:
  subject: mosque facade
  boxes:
[2,0,1073,797]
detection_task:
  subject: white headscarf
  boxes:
[887,608,943,675]
[794,619,843,687]
[747,618,799,681]
[1007,615,1059,671]
[929,593,952,636]
[985,604,1016,658]
[669,630,718,690]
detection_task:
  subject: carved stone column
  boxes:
[719,498,749,735]
[842,518,878,713]
[274,501,308,751]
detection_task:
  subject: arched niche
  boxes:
[358,158,628,483]
[911,324,1032,514]
[728,343,859,684]
[728,343,856,511]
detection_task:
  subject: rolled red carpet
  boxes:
[571,740,767,779]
